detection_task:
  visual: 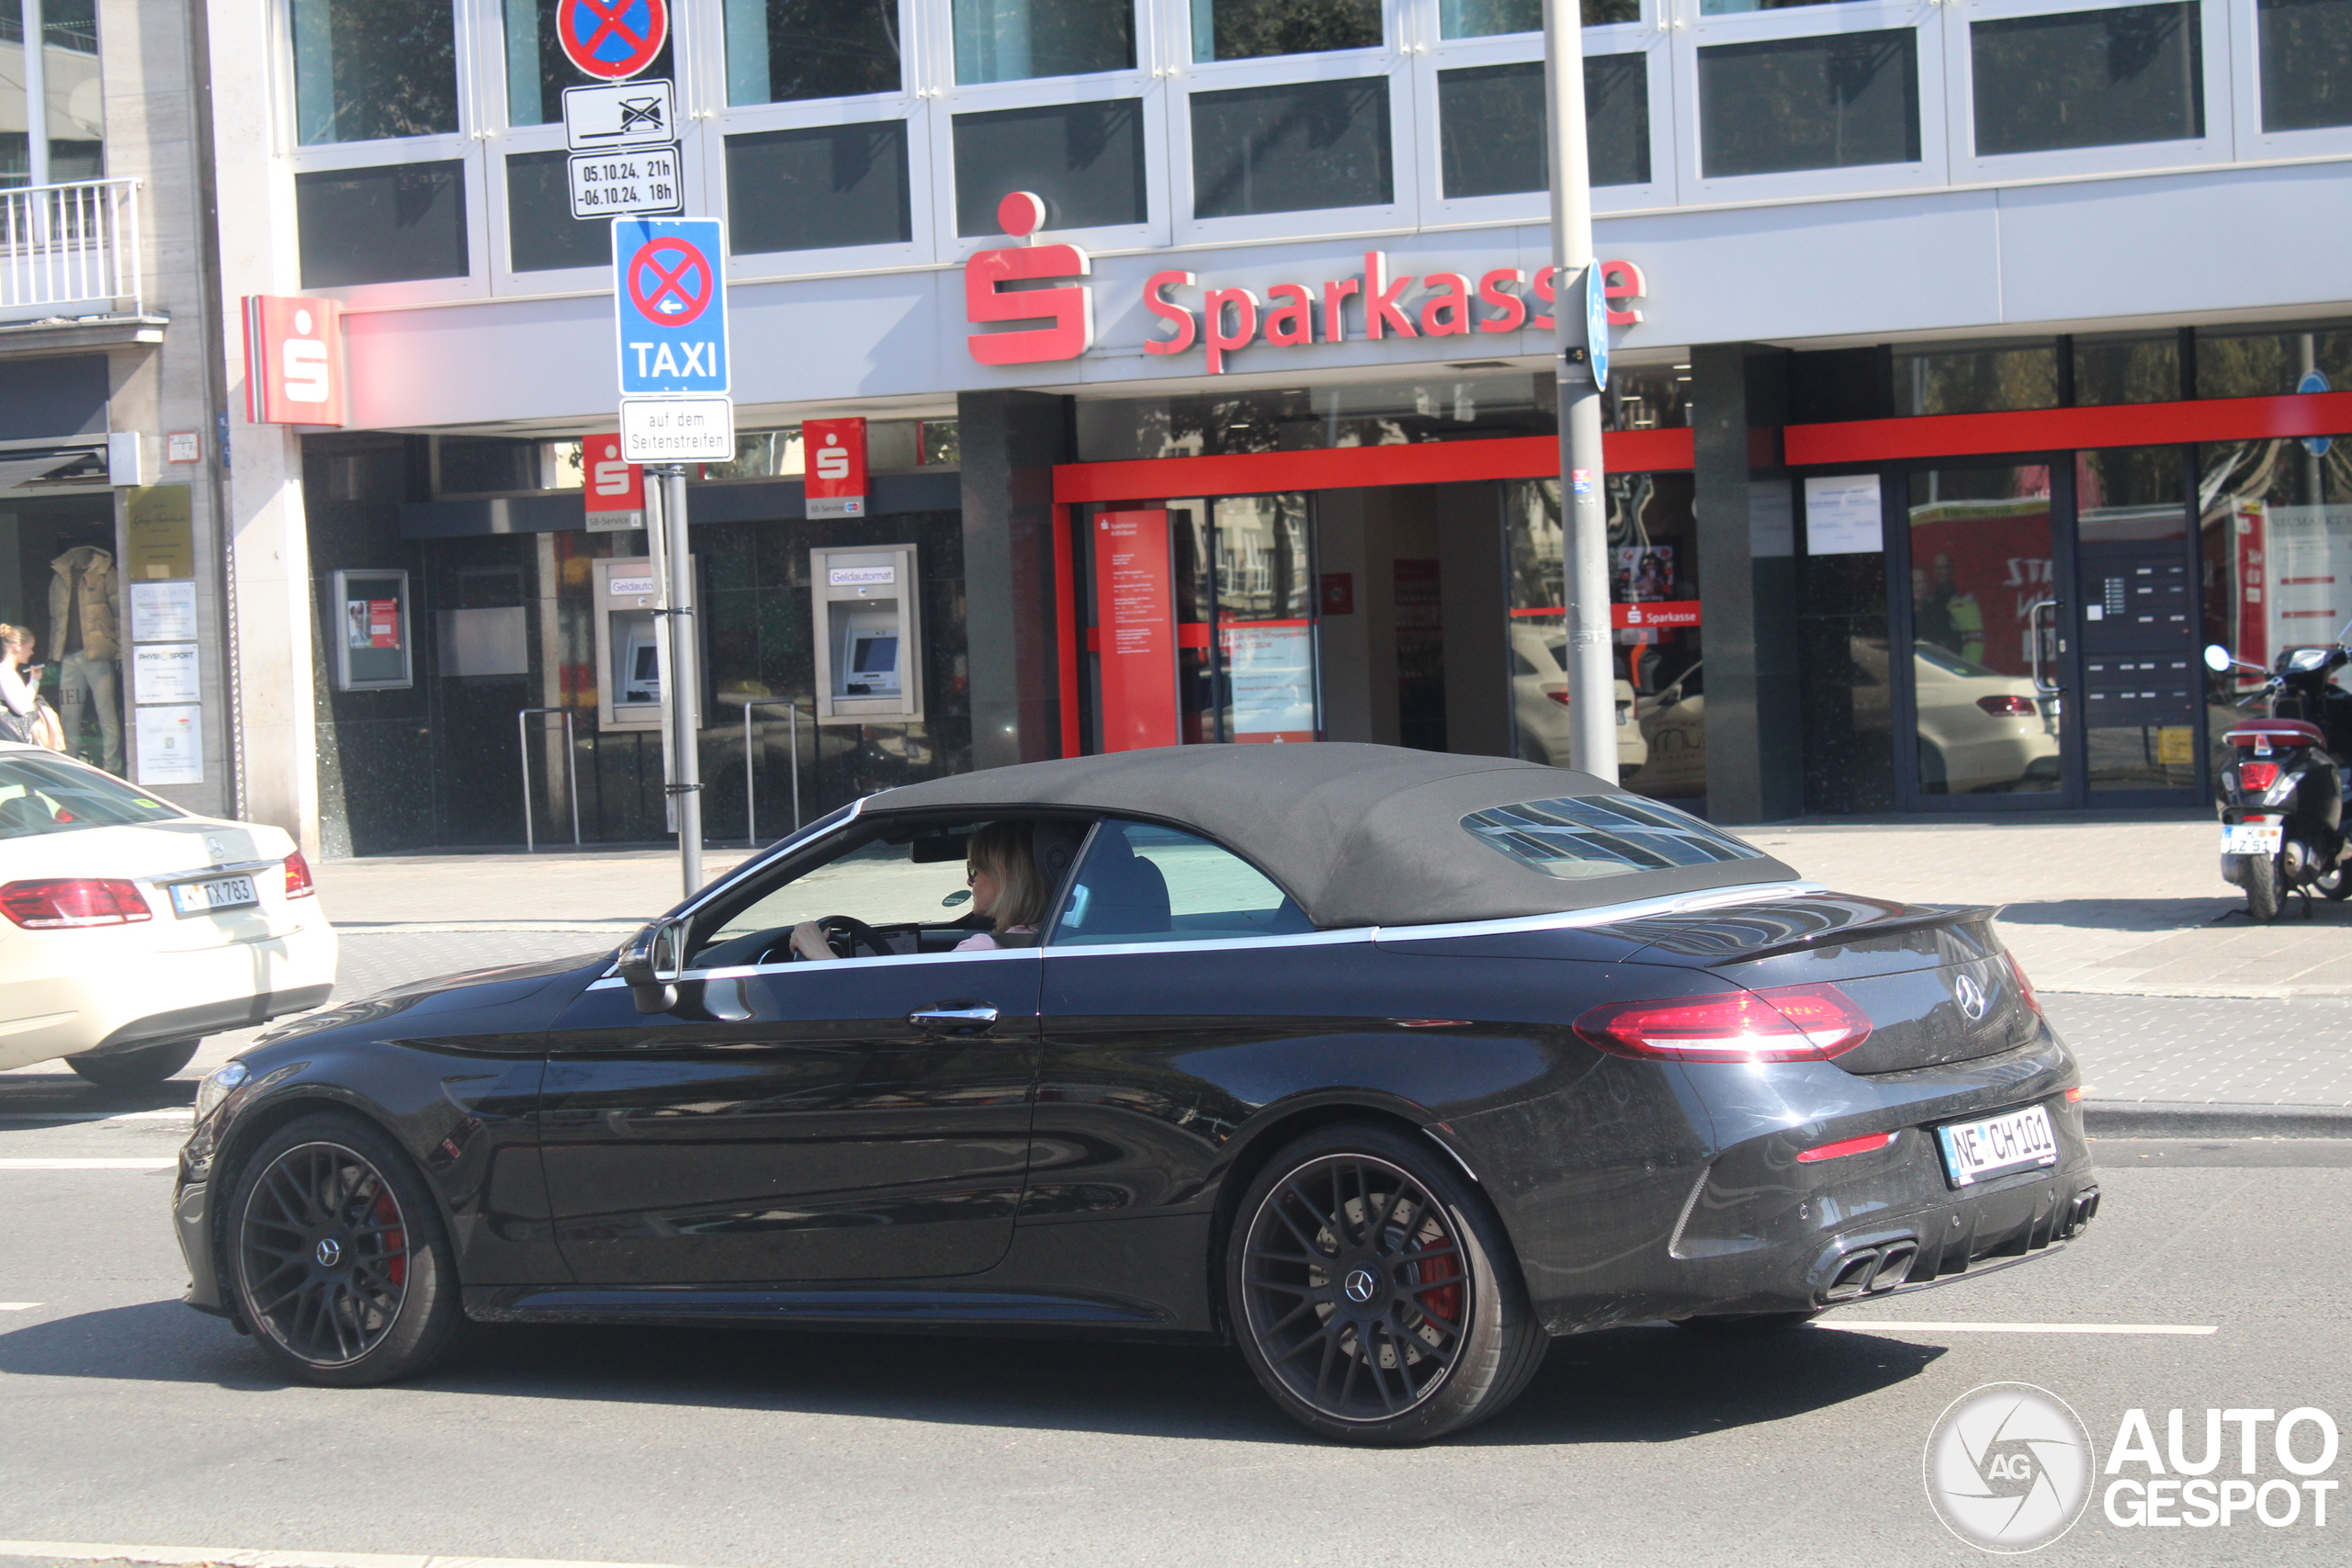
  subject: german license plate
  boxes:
[1937,1104,2059,1187]
[2222,821,2284,855]
[169,874,257,917]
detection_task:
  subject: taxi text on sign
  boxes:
[1092,510,1180,751]
[243,296,347,426]
[614,217,729,395]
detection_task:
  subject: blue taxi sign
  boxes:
[614,217,728,397]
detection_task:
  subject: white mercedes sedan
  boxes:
[0,742,336,1087]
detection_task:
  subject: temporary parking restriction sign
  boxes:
[558,0,669,82]
[614,217,728,396]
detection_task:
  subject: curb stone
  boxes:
[2084,1100,2352,1139]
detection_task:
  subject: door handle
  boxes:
[910,1003,999,1036]
[2028,598,2063,696]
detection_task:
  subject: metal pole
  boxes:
[743,701,756,849]
[662,465,703,895]
[518,708,536,853]
[1544,0,1617,780]
[563,710,581,846]
[789,699,801,832]
[644,472,678,841]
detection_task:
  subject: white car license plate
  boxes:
[2222,821,2284,855]
[1936,1104,2059,1187]
[169,874,258,917]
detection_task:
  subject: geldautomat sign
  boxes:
[964,191,1648,377]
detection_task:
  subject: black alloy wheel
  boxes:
[228,1114,462,1385]
[1227,1123,1546,1445]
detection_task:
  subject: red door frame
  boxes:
[1046,389,2352,756]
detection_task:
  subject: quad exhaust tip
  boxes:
[1824,1238,1917,1303]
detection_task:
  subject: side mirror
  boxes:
[2204,644,2234,674]
[617,917,688,1014]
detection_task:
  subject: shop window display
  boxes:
[0,494,122,777]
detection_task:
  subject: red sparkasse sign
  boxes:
[804,418,868,519]
[1093,510,1179,751]
[582,434,644,530]
[1611,600,1702,630]
[243,296,347,426]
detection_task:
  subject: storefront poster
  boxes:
[1220,622,1317,743]
[132,643,200,705]
[1804,475,1884,556]
[135,705,203,785]
[130,580,198,642]
[1093,510,1179,750]
[2263,504,2352,660]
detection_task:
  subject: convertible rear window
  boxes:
[1461,795,1768,881]
[0,754,186,840]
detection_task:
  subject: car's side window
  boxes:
[688,834,978,967]
[1049,820,1312,946]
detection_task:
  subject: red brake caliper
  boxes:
[1416,1220,1461,1326]
[373,1190,407,1287]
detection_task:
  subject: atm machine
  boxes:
[594,556,700,732]
[811,544,922,723]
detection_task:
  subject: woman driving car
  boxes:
[788,820,1047,961]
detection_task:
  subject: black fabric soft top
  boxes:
[863,743,1797,930]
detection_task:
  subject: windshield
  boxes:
[0,753,188,840]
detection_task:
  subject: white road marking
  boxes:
[0,1110,194,1123]
[1821,1320,2217,1336]
[0,1158,176,1170]
[0,1544,702,1568]
[0,1302,41,1311]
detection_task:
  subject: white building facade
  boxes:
[198,0,2352,852]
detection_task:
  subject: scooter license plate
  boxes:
[2222,821,2284,855]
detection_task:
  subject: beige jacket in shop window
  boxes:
[48,545,120,661]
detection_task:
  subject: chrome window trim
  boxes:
[586,942,1039,989]
[1371,881,1828,942]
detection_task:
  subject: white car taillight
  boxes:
[0,878,154,929]
[284,850,317,899]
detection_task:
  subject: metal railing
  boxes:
[0,177,141,316]
[518,708,582,852]
[742,698,808,846]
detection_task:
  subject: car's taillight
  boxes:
[1573,983,1872,1064]
[1795,1131,1894,1163]
[2004,952,2041,1019]
[2238,761,2281,791]
[0,878,153,929]
[284,849,316,899]
[1975,694,2037,716]
[1545,690,1571,705]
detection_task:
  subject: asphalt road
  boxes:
[0,1108,2345,1568]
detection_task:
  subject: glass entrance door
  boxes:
[1894,449,2202,808]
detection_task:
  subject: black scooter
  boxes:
[2204,634,2352,921]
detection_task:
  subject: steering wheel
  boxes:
[790,914,890,962]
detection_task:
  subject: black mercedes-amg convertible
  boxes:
[175,745,2098,1443]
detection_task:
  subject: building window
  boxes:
[1192,0,1379,62]
[2073,333,2183,406]
[1894,343,2059,416]
[1971,3,2203,156]
[1701,0,1865,11]
[954,0,1133,83]
[296,161,469,287]
[1192,77,1391,218]
[290,0,459,145]
[1441,0,1638,35]
[1439,55,1649,197]
[503,0,673,125]
[31,0,102,182]
[726,122,912,254]
[1698,28,1918,177]
[2257,0,2352,132]
[506,150,609,272]
[724,0,902,104]
[2196,323,2352,399]
[953,99,1148,233]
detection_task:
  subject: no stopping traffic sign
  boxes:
[558,0,669,81]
